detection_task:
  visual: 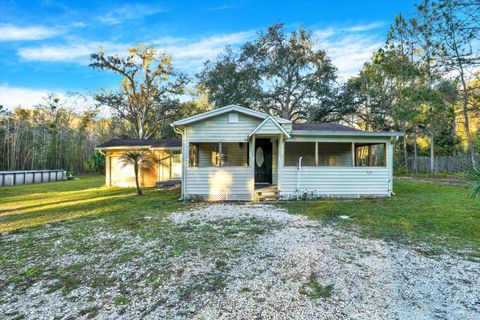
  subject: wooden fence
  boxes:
[406,155,480,173]
[0,170,66,187]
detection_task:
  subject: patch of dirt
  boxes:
[396,176,469,185]
[1,204,479,319]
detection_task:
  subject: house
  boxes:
[97,105,402,200]
[96,138,182,188]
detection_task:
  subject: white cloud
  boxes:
[17,31,254,70]
[0,84,96,111]
[163,32,254,59]
[14,24,384,78]
[0,24,61,41]
[97,4,166,25]
[313,24,385,79]
[155,31,255,70]
[0,85,64,109]
[344,22,385,32]
[17,42,127,63]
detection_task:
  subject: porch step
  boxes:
[254,185,280,201]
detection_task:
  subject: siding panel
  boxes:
[280,167,390,197]
[186,113,261,142]
[185,167,254,200]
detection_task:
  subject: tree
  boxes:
[417,80,458,172]
[385,14,423,172]
[433,0,480,166]
[197,47,260,108]
[119,151,155,196]
[90,45,188,139]
[198,24,341,121]
[88,151,105,174]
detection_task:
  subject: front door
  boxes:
[254,139,272,184]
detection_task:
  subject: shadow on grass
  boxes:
[0,175,183,233]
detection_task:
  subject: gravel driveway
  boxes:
[1,204,479,319]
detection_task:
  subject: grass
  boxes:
[279,179,480,256]
[0,175,182,233]
[0,175,186,295]
[0,175,284,316]
[1,174,479,317]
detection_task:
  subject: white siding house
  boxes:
[172,105,401,201]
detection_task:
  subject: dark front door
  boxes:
[254,139,272,184]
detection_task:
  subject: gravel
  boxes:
[1,203,479,319]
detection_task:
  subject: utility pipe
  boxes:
[296,156,303,200]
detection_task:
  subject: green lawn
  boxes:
[0,175,183,233]
[1,175,479,255]
[280,179,480,256]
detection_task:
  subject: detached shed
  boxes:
[96,139,182,188]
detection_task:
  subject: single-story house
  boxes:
[97,105,402,200]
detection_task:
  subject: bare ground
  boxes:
[1,204,479,319]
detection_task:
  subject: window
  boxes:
[213,145,229,166]
[285,142,316,166]
[285,142,353,167]
[189,142,248,167]
[171,151,181,164]
[318,143,352,166]
[355,143,386,167]
[189,144,198,167]
[171,151,182,179]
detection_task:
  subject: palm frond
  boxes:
[119,151,155,171]
[468,166,480,199]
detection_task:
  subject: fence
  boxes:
[406,155,480,173]
[0,170,66,187]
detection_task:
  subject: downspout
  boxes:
[172,125,185,201]
[296,157,303,200]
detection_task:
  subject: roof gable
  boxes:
[171,105,291,127]
[248,116,291,139]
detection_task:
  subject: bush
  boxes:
[468,166,480,199]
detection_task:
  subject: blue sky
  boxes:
[0,0,417,109]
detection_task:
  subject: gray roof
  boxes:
[96,139,181,149]
[292,123,361,132]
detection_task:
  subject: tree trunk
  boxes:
[134,163,142,196]
[430,132,435,174]
[403,122,408,173]
[461,92,476,167]
[413,130,418,173]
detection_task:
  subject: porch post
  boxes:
[278,135,284,190]
[388,140,394,195]
[351,142,355,167]
[249,135,255,178]
[315,142,318,166]
[105,154,111,186]
[181,129,187,198]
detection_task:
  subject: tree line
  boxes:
[1,0,479,173]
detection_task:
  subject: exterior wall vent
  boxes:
[228,112,239,123]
